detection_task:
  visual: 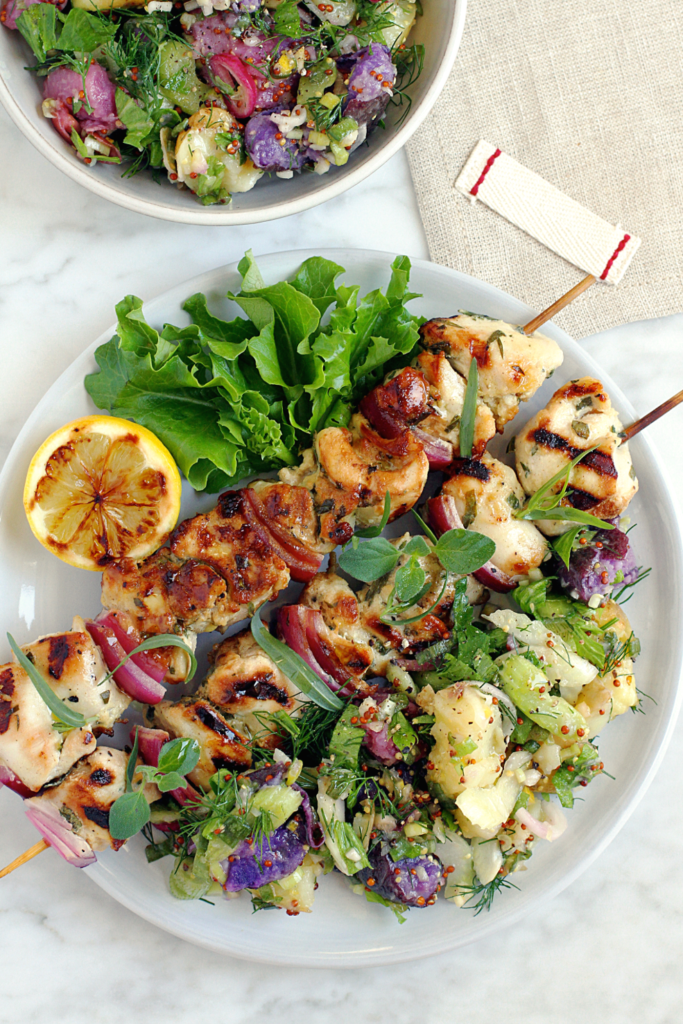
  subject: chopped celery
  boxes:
[498,655,587,743]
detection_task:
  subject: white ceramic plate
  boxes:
[1,249,681,966]
[0,3,465,224]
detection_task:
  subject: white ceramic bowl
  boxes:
[0,2,465,223]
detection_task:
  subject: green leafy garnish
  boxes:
[109,731,201,841]
[7,632,90,731]
[100,633,197,687]
[85,254,423,492]
[513,444,616,530]
[459,358,479,458]
[250,607,343,712]
[16,3,58,62]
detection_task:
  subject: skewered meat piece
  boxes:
[438,455,548,578]
[281,414,429,546]
[419,314,564,430]
[199,630,308,744]
[0,617,131,792]
[24,747,146,854]
[149,697,252,789]
[514,377,638,535]
[359,359,496,460]
[101,489,291,642]
[355,535,485,656]
[414,351,497,457]
[248,480,329,554]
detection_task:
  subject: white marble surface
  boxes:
[2,99,683,1024]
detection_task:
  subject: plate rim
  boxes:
[1,247,682,966]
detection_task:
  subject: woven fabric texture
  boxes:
[406,0,683,338]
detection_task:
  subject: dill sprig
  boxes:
[459,874,521,915]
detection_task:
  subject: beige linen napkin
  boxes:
[406,0,683,338]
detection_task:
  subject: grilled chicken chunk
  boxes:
[150,697,251,789]
[356,535,485,656]
[102,490,290,638]
[360,360,496,459]
[22,616,130,729]
[514,378,638,535]
[0,618,132,792]
[440,455,548,578]
[248,480,328,554]
[419,314,563,430]
[414,352,497,457]
[282,414,429,546]
[199,631,307,743]
[24,747,139,853]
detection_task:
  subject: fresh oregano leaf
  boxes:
[433,528,496,575]
[157,736,200,776]
[403,535,431,557]
[109,789,151,841]
[394,556,426,604]
[338,536,399,582]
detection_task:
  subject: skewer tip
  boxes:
[0,837,50,878]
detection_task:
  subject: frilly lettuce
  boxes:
[84,252,422,491]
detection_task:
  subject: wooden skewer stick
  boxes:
[622,387,683,441]
[521,274,597,335]
[0,837,50,878]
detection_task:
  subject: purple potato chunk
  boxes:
[245,111,305,171]
[362,720,400,765]
[221,825,306,891]
[341,44,396,128]
[292,784,324,848]
[553,525,640,603]
[356,839,443,907]
[43,62,118,136]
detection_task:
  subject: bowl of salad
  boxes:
[0,0,465,222]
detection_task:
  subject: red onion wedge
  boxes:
[0,763,33,799]
[24,800,95,867]
[210,55,258,118]
[426,495,515,593]
[410,428,454,468]
[277,606,340,690]
[96,613,166,683]
[303,610,355,690]
[133,726,201,807]
[85,620,166,704]
[359,391,406,439]
[243,489,323,582]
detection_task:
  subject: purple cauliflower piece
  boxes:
[245,110,305,171]
[341,44,396,128]
[554,524,640,603]
[43,63,118,136]
[2,0,65,31]
[221,825,306,891]
[356,838,443,908]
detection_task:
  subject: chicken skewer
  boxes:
[520,274,596,335]
[4,290,676,876]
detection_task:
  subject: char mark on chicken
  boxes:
[514,377,638,534]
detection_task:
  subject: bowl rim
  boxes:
[0,1,467,224]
